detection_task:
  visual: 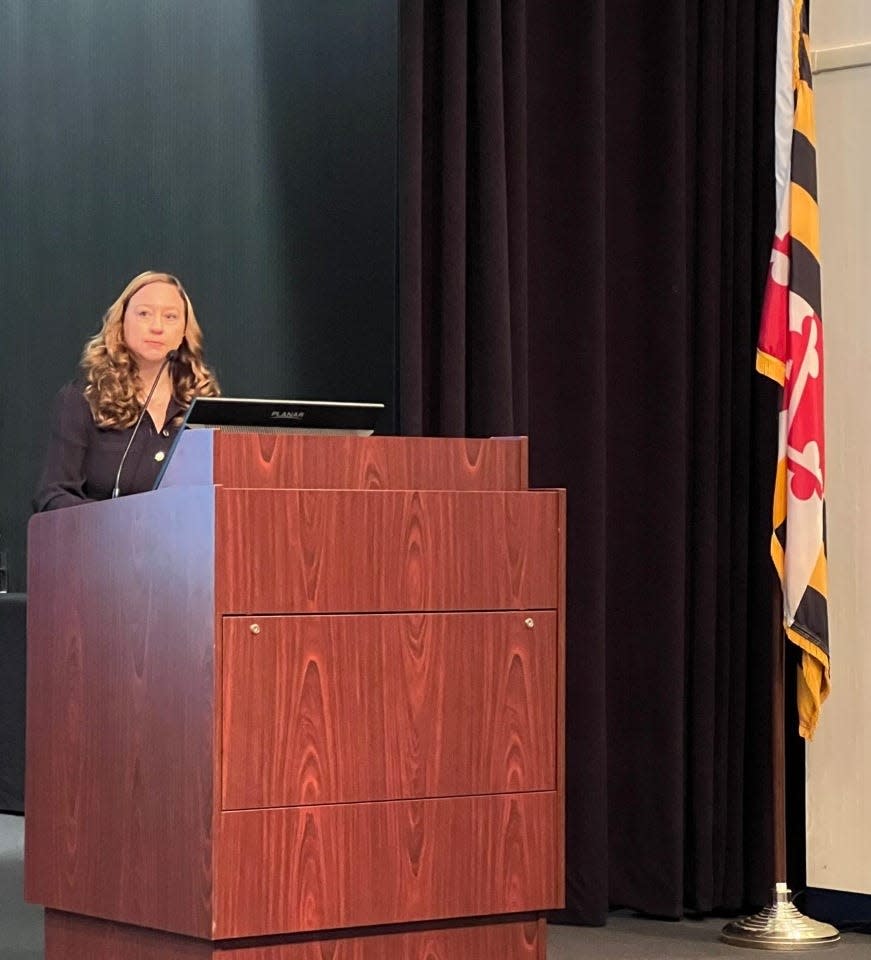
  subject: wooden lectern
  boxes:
[26,433,565,959]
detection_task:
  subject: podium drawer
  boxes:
[214,792,560,937]
[216,489,560,613]
[221,611,556,809]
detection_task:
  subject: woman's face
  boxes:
[122,281,186,369]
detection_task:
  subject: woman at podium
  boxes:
[34,271,220,511]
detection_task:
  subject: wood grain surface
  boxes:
[222,611,556,808]
[216,920,544,960]
[26,487,217,937]
[45,910,212,959]
[44,911,544,959]
[158,433,528,492]
[29,441,564,950]
[555,491,567,907]
[154,428,217,489]
[216,490,560,614]
[213,793,560,938]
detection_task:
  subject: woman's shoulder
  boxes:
[51,379,94,424]
[56,378,87,397]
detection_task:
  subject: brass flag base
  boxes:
[721,884,840,950]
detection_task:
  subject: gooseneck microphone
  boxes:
[111,350,179,499]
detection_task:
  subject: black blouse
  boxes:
[34,381,186,512]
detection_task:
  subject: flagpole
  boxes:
[720,575,838,950]
[720,0,839,948]
[772,579,787,884]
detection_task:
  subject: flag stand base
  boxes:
[721,883,839,950]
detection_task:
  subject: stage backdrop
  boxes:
[0,0,397,592]
[398,0,801,922]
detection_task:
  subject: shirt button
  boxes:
[154,451,166,462]
[162,429,170,438]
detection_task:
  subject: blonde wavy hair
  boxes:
[81,271,220,427]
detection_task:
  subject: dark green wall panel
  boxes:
[0,0,397,590]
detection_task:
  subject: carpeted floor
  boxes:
[2,814,866,959]
[0,814,42,960]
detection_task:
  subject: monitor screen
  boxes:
[180,396,384,435]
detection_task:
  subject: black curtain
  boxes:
[400,0,788,923]
[399,0,527,437]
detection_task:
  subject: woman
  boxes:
[34,271,220,511]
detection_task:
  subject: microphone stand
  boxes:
[112,350,178,499]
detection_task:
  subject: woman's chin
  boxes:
[132,349,171,369]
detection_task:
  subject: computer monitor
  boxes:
[180,396,384,435]
[152,396,385,489]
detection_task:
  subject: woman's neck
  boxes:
[137,364,172,398]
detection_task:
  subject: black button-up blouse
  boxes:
[33,381,185,512]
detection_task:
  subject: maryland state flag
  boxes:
[757,0,829,739]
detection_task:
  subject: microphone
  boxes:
[112,350,179,499]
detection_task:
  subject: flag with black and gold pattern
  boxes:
[757,0,829,740]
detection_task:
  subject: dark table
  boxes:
[0,592,26,813]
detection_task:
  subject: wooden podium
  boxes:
[26,433,565,959]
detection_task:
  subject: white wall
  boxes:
[806,0,871,896]
[812,4,871,48]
